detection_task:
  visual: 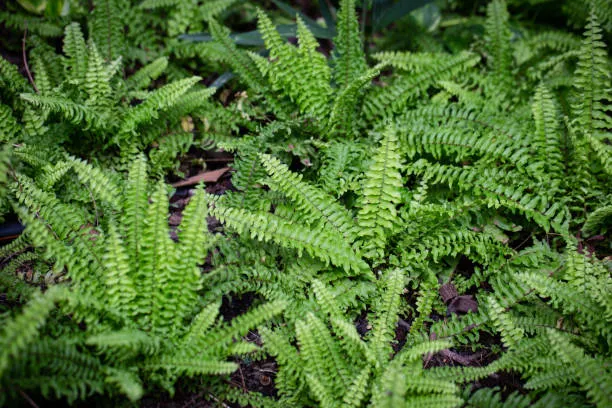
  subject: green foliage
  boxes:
[1,155,285,402]
[262,271,461,407]
[1,0,611,406]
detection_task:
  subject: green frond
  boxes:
[371,51,452,72]
[531,83,564,180]
[260,153,359,243]
[206,300,287,355]
[149,132,194,175]
[138,0,180,9]
[572,10,612,138]
[0,233,30,259]
[318,141,365,197]
[396,339,453,362]
[120,76,201,136]
[0,287,63,376]
[0,103,22,142]
[69,156,121,208]
[20,93,103,129]
[465,388,532,408]
[409,279,438,334]
[123,153,149,271]
[148,358,237,376]
[333,0,367,90]
[179,301,221,352]
[370,359,407,408]
[328,65,382,138]
[583,201,612,235]
[515,31,582,66]
[403,395,464,408]
[103,222,138,318]
[357,128,403,260]
[199,0,242,21]
[86,329,161,360]
[139,180,174,333]
[296,313,352,402]
[547,330,612,407]
[363,52,480,120]
[485,0,513,88]
[209,200,370,274]
[9,337,107,403]
[209,19,268,93]
[62,23,89,84]
[32,56,53,95]
[312,279,344,320]
[409,160,569,232]
[0,11,62,38]
[0,55,31,94]
[486,296,524,349]
[256,10,332,118]
[125,57,168,91]
[89,0,126,61]
[342,365,371,407]
[103,368,144,402]
[370,268,405,365]
[84,41,114,110]
[171,186,210,322]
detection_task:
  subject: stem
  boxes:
[22,22,39,94]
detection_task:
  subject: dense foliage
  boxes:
[1,0,611,407]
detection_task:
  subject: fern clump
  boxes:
[0,155,285,403]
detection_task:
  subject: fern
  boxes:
[1,156,285,401]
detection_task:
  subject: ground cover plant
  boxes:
[0,0,611,406]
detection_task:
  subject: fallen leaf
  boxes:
[171,167,230,188]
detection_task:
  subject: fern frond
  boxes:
[20,93,103,129]
[120,76,201,136]
[209,20,268,93]
[209,200,370,274]
[0,287,63,375]
[583,201,612,235]
[62,23,89,85]
[125,57,168,91]
[485,0,513,89]
[0,103,22,142]
[138,180,174,333]
[84,41,114,110]
[328,65,382,138]
[0,55,31,94]
[333,0,367,90]
[357,128,403,260]
[199,0,242,21]
[547,329,612,407]
[370,268,405,365]
[69,156,121,207]
[103,222,138,318]
[89,0,126,61]
[123,154,149,271]
[260,153,359,243]
[363,52,480,120]
[572,10,612,138]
